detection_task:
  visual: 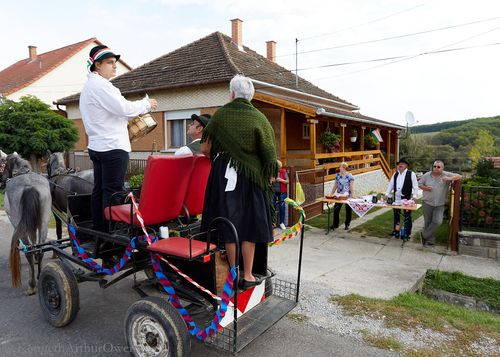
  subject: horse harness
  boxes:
[48,171,93,196]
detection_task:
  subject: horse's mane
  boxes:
[48,152,67,176]
[3,154,32,179]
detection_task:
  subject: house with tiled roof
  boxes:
[58,19,404,203]
[0,38,131,109]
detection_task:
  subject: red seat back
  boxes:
[139,155,193,225]
[181,155,211,217]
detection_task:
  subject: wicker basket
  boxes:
[214,251,230,295]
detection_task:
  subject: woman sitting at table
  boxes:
[329,162,355,230]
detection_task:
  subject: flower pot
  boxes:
[350,137,357,142]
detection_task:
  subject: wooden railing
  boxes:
[287,149,392,180]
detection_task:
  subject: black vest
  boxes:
[393,170,413,199]
[187,140,201,154]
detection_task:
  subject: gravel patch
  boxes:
[282,277,498,354]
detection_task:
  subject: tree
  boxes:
[0,95,79,169]
[468,129,495,166]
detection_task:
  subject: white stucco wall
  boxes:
[66,84,229,120]
[8,42,130,108]
[324,169,389,197]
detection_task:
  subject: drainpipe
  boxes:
[53,101,67,117]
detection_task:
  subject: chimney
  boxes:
[28,45,37,61]
[231,18,243,49]
[266,41,276,62]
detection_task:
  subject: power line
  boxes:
[278,16,500,58]
[290,41,500,72]
[299,1,432,41]
[313,25,500,80]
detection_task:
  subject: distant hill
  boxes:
[413,116,500,150]
[411,119,474,133]
[412,116,500,134]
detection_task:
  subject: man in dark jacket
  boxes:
[175,114,210,155]
[385,158,419,239]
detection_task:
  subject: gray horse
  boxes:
[3,153,52,295]
[47,152,93,240]
[0,149,7,185]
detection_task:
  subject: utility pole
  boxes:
[295,38,299,88]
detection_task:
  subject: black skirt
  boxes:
[201,156,273,244]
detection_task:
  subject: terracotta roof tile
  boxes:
[0,38,103,96]
[57,32,356,108]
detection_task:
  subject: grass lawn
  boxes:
[424,270,500,310]
[305,204,382,229]
[332,292,500,356]
[349,204,423,238]
[306,205,358,229]
[308,199,451,246]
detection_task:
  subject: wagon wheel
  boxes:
[37,260,80,327]
[125,296,190,357]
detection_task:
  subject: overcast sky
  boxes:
[2,0,500,126]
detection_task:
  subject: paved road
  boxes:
[0,212,394,357]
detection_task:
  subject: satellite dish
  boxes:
[405,111,416,126]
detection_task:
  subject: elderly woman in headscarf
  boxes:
[201,74,278,290]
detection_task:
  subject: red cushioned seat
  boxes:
[180,154,211,218]
[105,155,194,226]
[147,237,216,259]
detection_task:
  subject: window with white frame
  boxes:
[164,110,200,150]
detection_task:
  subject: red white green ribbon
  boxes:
[268,198,305,247]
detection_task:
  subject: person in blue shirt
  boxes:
[329,162,355,230]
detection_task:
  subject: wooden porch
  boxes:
[288,149,393,180]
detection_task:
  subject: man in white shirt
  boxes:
[385,158,419,239]
[174,114,210,156]
[80,45,157,231]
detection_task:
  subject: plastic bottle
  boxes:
[160,226,169,239]
[395,223,400,238]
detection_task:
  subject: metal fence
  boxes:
[460,185,500,233]
[288,167,326,222]
[68,152,148,179]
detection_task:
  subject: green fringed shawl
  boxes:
[201,98,278,192]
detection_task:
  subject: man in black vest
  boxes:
[174,114,210,155]
[385,158,419,239]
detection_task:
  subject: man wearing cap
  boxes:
[385,158,419,239]
[418,160,462,247]
[174,114,210,155]
[80,45,158,231]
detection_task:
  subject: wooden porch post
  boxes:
[340,123,346,153]
[387,130,391,166]
[280,108,287,166]
[307,117,318,167]
[360,126,365,151]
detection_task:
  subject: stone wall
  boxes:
[324,169,389,196]
[459,231,500,260]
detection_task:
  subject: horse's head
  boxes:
[47,152,66,178]
[1,153,32,185]
[0,150,7,187]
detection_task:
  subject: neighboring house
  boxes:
[489,157,500,169]
[0,38,131,109]
[57,19,404,201]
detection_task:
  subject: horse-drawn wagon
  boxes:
[17,154,305,356]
